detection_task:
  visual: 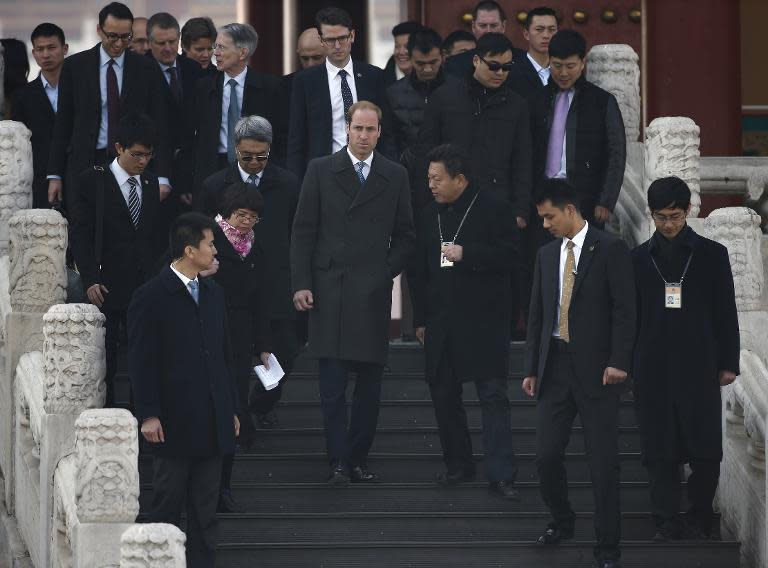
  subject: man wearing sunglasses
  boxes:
[47,1,170,210]
[201,115,301,435]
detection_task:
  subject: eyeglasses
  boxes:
[321,34,352,46]
[237,149,270,163]
[128,150,153,160]
[103,31,133,43]
[233,211,260,224]
[479,56,513,72]
[651,211,686,223]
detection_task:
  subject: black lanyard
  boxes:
[648,241,694,285]
[437,193,479,243]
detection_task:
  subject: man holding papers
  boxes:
[410,144,521,499]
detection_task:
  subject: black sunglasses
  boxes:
[479,56,513,72]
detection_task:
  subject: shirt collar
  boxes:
[346,147,373,169]
[100,45,125,68]
[170,262,198,287]
[237,162,261,183]
[527,52,547,73]
[562,220,589,251]
[326,57,354,78]
[158,58,178,72]
[225,65,248,86]
[108,157,139,188]
[40,73,56,90]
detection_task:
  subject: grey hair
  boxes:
[219,23,259,57]
[234,115,273,145]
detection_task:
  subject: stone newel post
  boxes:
[120,524,187,567]
[0,121,34,255]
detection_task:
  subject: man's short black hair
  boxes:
[181,17,217,50]
[647,176,692,212]
[534,178,581,210]
[98,2,134,28]
[442,30,475,54]
[392,21,422,37]
[315,7,354,34]
[524,7,558,29]
[147,12,180,39]
[475,32,514,58]
[170,213,217,260]
[31,23,65,45]
[220,183,264,218]
[549,29,586,60]
[116,113,156,150]
[472,1,506,22]
[427,144,470,180]
[407,28,442,56]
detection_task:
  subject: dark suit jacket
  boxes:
[291,148,415,364]
[525,225,636,398]
[507,51,545,99]
[11,76,56,208]
[202,162,299,320]
[287,60,396,178]
[410,186,518,382]
[69,164,165,311]
[48,44,171,194]
[191,66,282,200]
[128,266,238,457]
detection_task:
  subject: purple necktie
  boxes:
[107,59,120,156]
[545,90,570,178]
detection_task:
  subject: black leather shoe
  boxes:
[595,561,622,568]
[350,465,380,483]
[327,460,350,486]
[536,525,574,546]
[488,480,521,501]
[255,410,279,429]
[217,490,245,513]
[435,470,475,486]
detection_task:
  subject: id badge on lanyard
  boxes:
[665,283,682,309]
[437,193,479,270]
[440,241,454,268]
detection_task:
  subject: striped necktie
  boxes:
[127,177,141,228]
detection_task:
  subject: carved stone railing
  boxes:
[14,304,107,567]
[120,524,187,567]
[704,207,768,568]
[0,122,34,256]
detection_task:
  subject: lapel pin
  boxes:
[588,245,595,251]
[356,72,362,78]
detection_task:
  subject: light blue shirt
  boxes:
[218,66,247,153]
[158,59,178,86]
[40,74,59,112]
[97,46,125,150]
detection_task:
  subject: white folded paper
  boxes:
[254,353,285,390]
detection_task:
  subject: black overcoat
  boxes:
[128,266,238,458]
[632,227,740,462]
[410,186,518,382]
[290,148,415,365]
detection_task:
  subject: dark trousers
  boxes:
[151,455,222,568]
[249,318,299,414]
[536,339,621,561]
[647,459,720,531]
[429,356,517,482]
[318,358,383,466]
[104,309,127,408]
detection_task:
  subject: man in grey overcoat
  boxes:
[291,100,415,484]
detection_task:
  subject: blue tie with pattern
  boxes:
[355,161,366,185]
[188,280,199,305]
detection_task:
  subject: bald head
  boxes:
[297,27,325,69]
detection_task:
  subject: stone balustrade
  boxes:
[120,524,187,567]
[0,122,34,256]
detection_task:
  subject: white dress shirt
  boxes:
[109,157,142,209]
[98,46,125,150]
[326,58,358,153]
[527,52,551,86]
[158,59,179,86]
[346,147,373,181]
[238,163,262,185]
[218,66,248,153]
[41,74,59,112]
[170,262,199,298]
[553,88,575,179]
[553,221,588,337]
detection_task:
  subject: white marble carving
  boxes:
[75,409,140,524]
[0,121,34,255]
[43,304,106,414]
[120,524,187,568]
[645,117,701,218]
[704,207,764,312]
[586,44,641,142]
[8,209,67,312]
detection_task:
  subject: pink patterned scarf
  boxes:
[216,215,254,258]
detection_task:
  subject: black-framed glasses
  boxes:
[128,150,153,160]
[237,149,270,163]
[479,56,513,72]
[103,31,133,43]
[651,211,686,223]
[321,34,352,46]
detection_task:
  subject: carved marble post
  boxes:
[2,209,67,511]
[586,44,647,245]
[645,117,701,218]
[0,43,5,118]
[0,121,34,255]
[120,524,187,568]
